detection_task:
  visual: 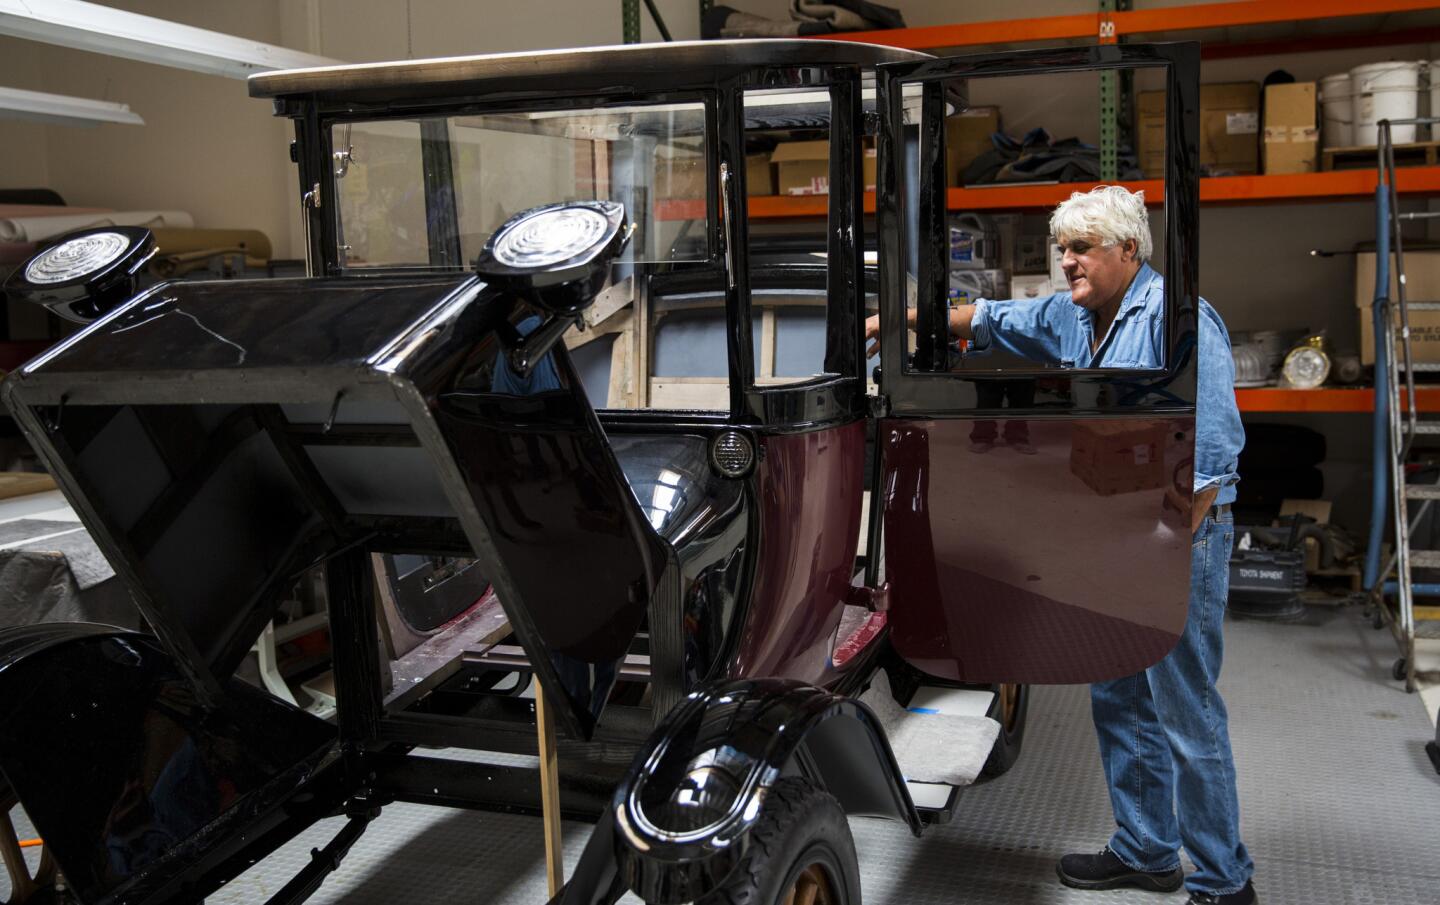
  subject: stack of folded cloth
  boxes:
[703,0,905,38]
[962,127,1145,186]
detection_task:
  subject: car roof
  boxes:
[249,38,931,103]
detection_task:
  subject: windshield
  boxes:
[331,100,711,270]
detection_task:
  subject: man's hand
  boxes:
[1192,485,1219,534]
[1163,484,1220,535]
[865,313,881,358]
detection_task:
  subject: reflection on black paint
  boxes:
[435,313,664,733]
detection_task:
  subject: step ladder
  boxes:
[1365,117,1440,692]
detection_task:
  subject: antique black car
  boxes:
[0,38,1200,905]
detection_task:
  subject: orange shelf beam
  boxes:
[823,0,1440,51]
[1236,387,1440,412]
[655,167,1440,220]
[1114,0,1440,36]
[823,13,1100,50]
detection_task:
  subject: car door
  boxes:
[874,43,1202,684]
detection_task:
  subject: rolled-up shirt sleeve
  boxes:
[1194,300,1245,503]
[969,295,1070,364]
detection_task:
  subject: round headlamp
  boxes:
[1281,335,1331,390]
[4,226,157,323]
[474,200,628,316]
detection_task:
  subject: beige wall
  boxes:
[0,0,703,257]
[0,38,52,189]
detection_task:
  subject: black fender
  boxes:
[559,677,919,905]
[0,623,341,905]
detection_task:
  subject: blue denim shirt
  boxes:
[970,262,1244,505]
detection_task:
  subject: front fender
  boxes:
[563,677,918,905]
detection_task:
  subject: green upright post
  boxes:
[1098,0,1134,182]
[1099,0,1118,181]
[623,0,640,43]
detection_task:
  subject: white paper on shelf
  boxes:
[0,210,195,243]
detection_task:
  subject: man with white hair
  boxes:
[866,185,1252,905]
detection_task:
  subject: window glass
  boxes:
[900,69,1167,375]
[332,101,711,269]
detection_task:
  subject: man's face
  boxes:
[1057,235,1139,310]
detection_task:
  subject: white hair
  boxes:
[1049,185,1153,263]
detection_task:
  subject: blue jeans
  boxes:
[1090,510,1254,896]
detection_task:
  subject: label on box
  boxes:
[1133,444,1151,465]
[1226,112,1258,135]
[785,176,830,196]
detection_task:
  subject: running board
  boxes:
[907,780,962,825]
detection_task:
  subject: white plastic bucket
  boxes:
[1351,60,1421,145]
[1319,73,1353,148]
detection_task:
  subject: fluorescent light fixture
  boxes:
[0,0,339,79]
[0,85,143,126]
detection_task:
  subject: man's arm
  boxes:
[865,305,977,357]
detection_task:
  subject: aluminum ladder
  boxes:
[1365,117,1440,692]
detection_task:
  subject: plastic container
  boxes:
[1351,60,1422,146]
[1319,72,1353,148]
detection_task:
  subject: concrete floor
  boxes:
[7,602,1439,904]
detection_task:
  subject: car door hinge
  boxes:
[848,581,890,612]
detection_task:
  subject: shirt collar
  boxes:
[1075,261,1159,329]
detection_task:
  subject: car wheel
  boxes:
[981,682,1030,777]
[1,783,56,905]
[697,777,859,905]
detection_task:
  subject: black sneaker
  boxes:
[1056,847,1184,892]
[1187,880,1258,905]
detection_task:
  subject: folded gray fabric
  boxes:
[858,670,999,786]
[20,526,116,590]
[703,1,903,39]
[792,0,906,29]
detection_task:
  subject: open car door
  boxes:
[874,43,1202,684]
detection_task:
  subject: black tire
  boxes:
[697,777,859,905]
[981,683,1030,777]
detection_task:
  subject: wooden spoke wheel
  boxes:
[698,777,859,905]
[981,682,1031,777]
[783,861,840,905]
[0,787,55,905]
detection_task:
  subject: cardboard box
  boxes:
[653,148,708,200]
[1070,421,1168,496]
[1356,250,1440,364]
[1263,82,1318,175]
[773,140,830,195]
[1049,236,1068,291]
[1011,273,1055,299]
[1138,83,1260,177]
[747,152,774,196]
[655,151,773,198]
[864,145,877,192]
[1137,90,1166,178]
[1203,82,1260,174]
[946,107,1001,184]
[1013,234,1049,273]
[948,268,1008,304]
